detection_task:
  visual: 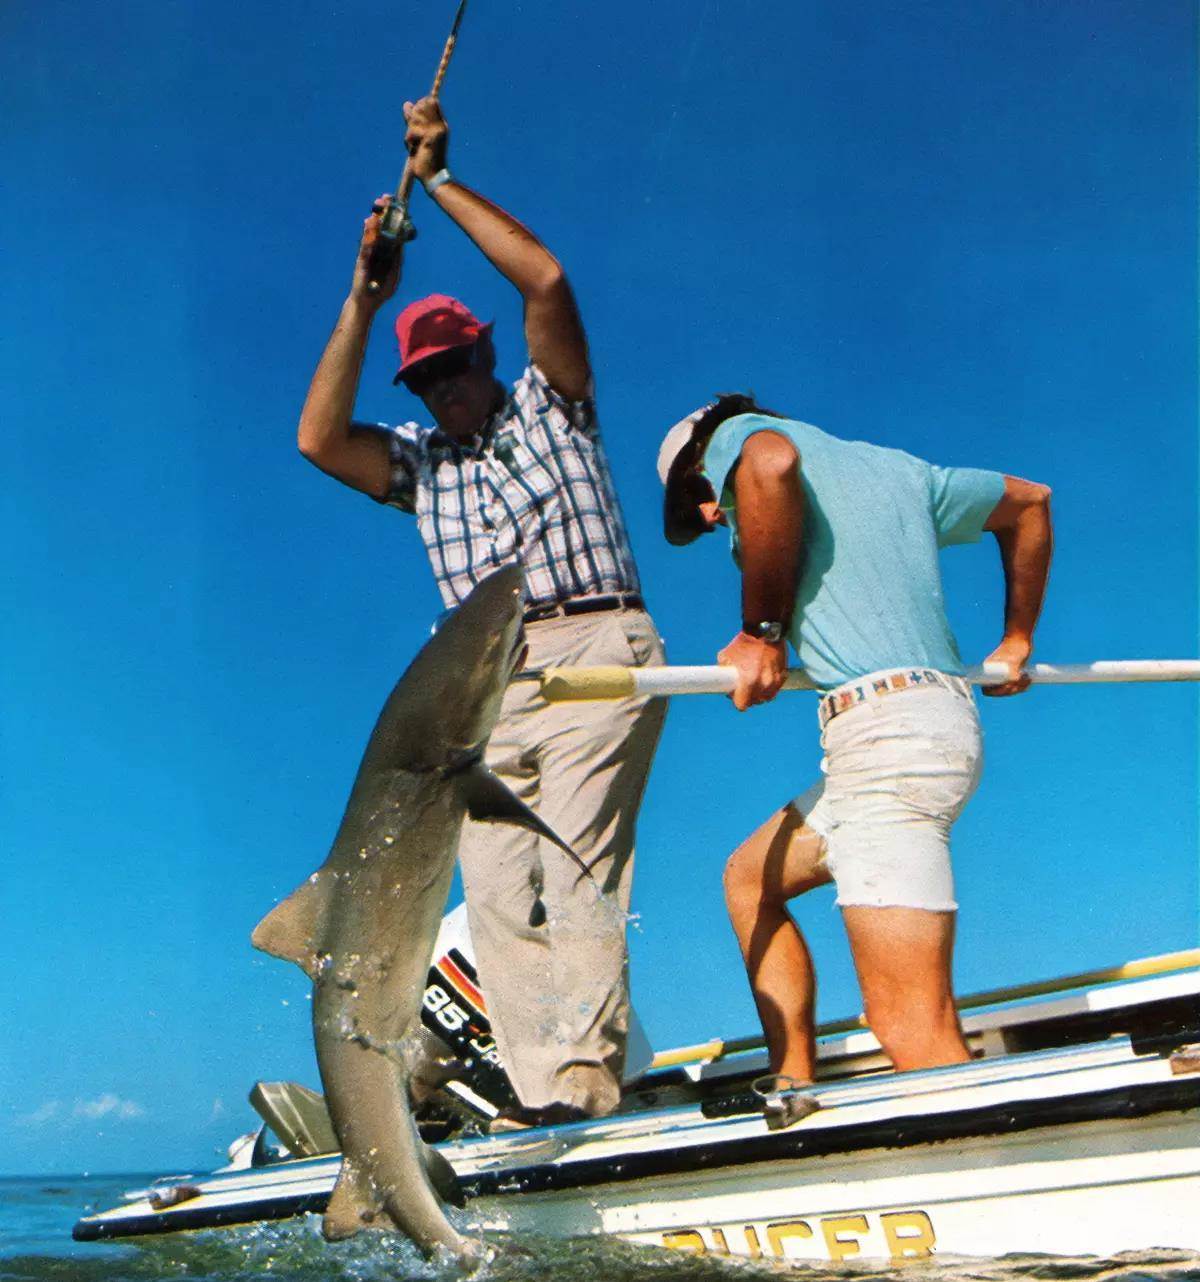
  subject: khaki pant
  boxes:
[458,607,666,1116]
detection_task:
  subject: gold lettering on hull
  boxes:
[766,1218,814,1255]
[661,1230,706,1253]
[660,1209,937,1262]
[822,1214,869,1261]
[882,1210,936,1259]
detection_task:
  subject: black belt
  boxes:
[523,593,644,624]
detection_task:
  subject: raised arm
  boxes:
[717,431,805,711]
[403,96,591,402]
[980,474,1054,696]
[296,199,401,499]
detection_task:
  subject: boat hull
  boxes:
[472,1109,1200,1262]
[74,1070,1200,1260]
[73,968,1200,1261]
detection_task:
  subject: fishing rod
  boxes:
[365,0,469,294]
[514,659,1200,703]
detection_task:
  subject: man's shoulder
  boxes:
[717,413,822,445]
[706,414,814,472]
[506,363,597,436]
[802,425,926,474]
[353,418,434,450]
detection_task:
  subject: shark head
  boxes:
[363,566,526,774]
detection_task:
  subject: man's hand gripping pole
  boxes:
[366,0,468,294]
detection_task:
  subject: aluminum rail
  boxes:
[648,946,1200,1070]
[520,660,1200,703]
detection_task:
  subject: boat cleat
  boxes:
[751,1075,822,1131]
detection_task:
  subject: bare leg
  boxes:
[723,803,832,1081]
[841,906,970,1071]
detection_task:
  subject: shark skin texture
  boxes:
[252,566,576,1264]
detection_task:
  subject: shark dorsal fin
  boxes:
[456,763,594,886]
[251,875,328,980]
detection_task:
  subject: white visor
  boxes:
[656,404,715,485]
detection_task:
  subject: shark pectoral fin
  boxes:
[323,1157,397,1240]
[457,764,595,886]
[422,1142,466,1209]
[251,875,326,979]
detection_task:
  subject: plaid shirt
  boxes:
[360,365,642,611]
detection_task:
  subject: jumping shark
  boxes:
[252,566,581,1262]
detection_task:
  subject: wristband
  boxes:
[424,168,455,195]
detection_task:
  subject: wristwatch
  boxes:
[424,168,455,194]
[744,620,785,644]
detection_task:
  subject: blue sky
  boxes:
[2,1,1196,1176]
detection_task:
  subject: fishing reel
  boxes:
[366,200,417,294]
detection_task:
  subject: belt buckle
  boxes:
[571,595,615,616]
[523,601,563,624]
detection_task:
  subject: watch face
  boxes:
[747,621,784,643]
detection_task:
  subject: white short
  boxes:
[796,670,983,912]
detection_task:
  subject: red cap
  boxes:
[393,294,493,384]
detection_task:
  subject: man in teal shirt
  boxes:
[658,395,1053,1126]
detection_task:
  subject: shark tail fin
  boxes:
[422,1141,465,1209]
[322,1157,398,1241]
[251,874,327,979]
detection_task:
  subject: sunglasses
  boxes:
[665,468,718,545]
[401,345,477,395]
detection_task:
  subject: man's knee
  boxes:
[857,955,961,1065]
[863,989,964,1069]
[843,905,959,1042]
[723,843,771,916]
[862,987,937,1046]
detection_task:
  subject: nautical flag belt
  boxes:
[818,668,971,729]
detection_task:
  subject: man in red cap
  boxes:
[297,96,665,1128]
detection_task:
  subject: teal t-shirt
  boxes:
[702,414,1006,691]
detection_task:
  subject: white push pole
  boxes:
[525,660,1200,703]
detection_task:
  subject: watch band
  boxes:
[424,168,455,195]
[744,620,785,644]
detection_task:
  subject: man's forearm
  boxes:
[298,298,375,459]
[994,495,1053,642]
[402,98,588,397]
[734,452,805,630]
[430,182,563,298]
[717,434,803,710]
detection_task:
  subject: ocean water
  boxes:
[3,1175,1200,1282]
